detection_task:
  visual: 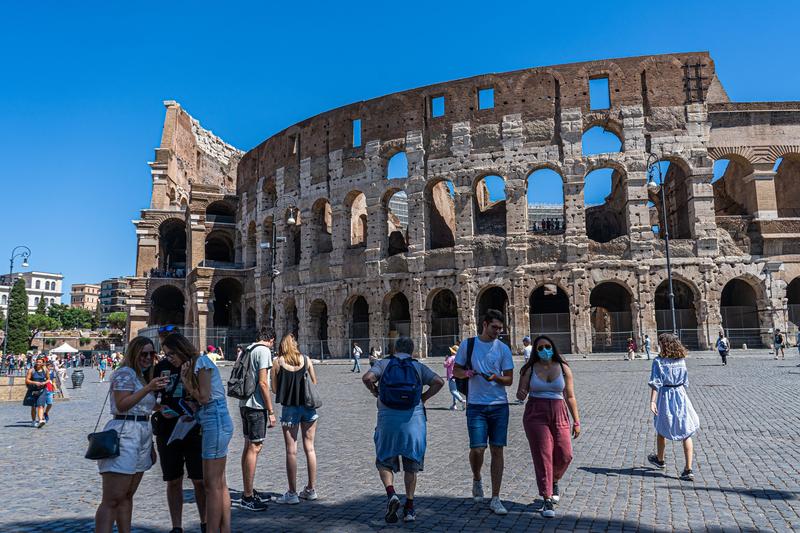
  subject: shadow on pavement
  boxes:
[0,518,163,533]
[579,465,668,479]
[671,486,799,501]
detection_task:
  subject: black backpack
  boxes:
[454,337,475,396]
[226,343,259,400]
[378,356,422,410]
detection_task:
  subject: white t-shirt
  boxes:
[454,337,514,405]
[353,346,363,358]
[240,344,273,410]
[523,345,532,362]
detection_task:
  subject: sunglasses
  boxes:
[140,350,157,356]
[536,344,553,352]
[158,325,177,333]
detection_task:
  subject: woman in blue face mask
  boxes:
[515,336,581,519]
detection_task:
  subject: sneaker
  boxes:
[680,468,695,481]
[449,405,457,411]
[531,499,545,512]
[252,489,270,503]
[37,419,45,429]
[274,491,300,505]
[551,481,560,504]
[299,487,318,501]
[647,453,666,469]
[489,497,507,515]
[542,498,556,518]
[472,479,485,503]
[403,507,416,522]
[385,494,400,523]
[238,495,267,512]
[44,413,50,422]
[31,420,38,428]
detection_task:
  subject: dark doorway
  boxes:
[721,278,762,348]
[149,285,185,326]
[590,282,633,352]
[529,285,571,353]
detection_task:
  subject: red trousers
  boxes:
[523,397,573,497]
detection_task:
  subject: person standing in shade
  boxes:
[351,342,363,373]
[715,332,730,366]
[238,327,277,512]
[647,333,700,481]
[521,336,533,364]
[452,309,514,516]
[363,336,444,523]
[516,335,580,519]
[774,329,786,360]
[443,345,466,411]
[644,335,652,360]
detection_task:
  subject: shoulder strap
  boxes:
[466,337,475,370]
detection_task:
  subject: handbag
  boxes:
[303,356,322,409]
[85,387,126,460]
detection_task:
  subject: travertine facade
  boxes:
[131,53,800,357]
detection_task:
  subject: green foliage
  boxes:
[79,337,91,345]
[107,311,127,330]
[92,305,101,330]
[0,307,5,330]
[35,297,47,315]
[6,279,30,353]
[27,313,60,345]
[47,303,93,330]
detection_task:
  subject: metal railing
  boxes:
[138,326,258,360]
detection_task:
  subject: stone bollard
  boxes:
[71,369,85,388]
[742,343,748,350]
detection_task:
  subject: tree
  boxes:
[35,297,47,316]
[27,313,59,345]
[6,278,30,353]
[0,307,5,331]
[47,304,92,329]
[107,311,127,331]
[92,305,101,330]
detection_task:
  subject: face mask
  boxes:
[539,348,554,361]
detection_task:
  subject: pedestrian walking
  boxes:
[237,327,276,511]
[362,336,444,523]
[715,332,729,366]
[626,337,637,361]
[94,337,168,533]
[443,345,466,411]
[774,329,785,360]
[99,355,108,382]
[452,309,514,515]
[44,361,58,423]
[163,333,235,533]
[644,335,652,360]
[23,356,51,428]
[647,333,700,481]
[152,345,207,533]
[351,342,363,373]
[522,336,532,363]
[271,333,320,505]
[515,335,580,518]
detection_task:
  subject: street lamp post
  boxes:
[3,246,31,356]
[260,203,297,332]
[647,154,678,335]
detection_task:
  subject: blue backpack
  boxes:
[379,356,422,410]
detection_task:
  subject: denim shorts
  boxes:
[280,405,319,427]
[45,392,54,406]
[466,403,510,448]
[195,399,234,460]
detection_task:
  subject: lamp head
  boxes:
[21,257,29,268]
[287,214,296,226]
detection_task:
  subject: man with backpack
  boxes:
[362,336,444,524]
[452,309,514,516]
[229,327,276,511]
[716,332,730,366]
[774,328,786,360]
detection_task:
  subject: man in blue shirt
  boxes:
[453,309,514,516]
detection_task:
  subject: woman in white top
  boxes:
[163,332,234,533]
[95,336,169,533]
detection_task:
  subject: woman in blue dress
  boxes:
[647,333,700,481]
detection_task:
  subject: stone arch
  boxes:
[245,221,257,268]
[654,278,700,348]
[211,277,243,328]
[149,284,185,326]
[386,151,409,180]
[245,307,256,329]
[311,198,333,253]
[262,177,277,210]
[473,174,507,236]
[384,188,408,256]
[529,284,571,352]
[345,294,370,349]
[428,288,459,357]
[475,285,510,342]
[205,230,235,264]
[308,299,330,358]
[589,281,634,352]
[384,291,411,354]
[282,297,299,340]
[648,157,693,239]
[710,153,755,216]
[786,276,800,328]
[720,277,763,347]
[158,218,187,272]
[584,165,628,243]
[526,168,565,234]
[345,190,368,247]
[582,123,624,155]
[206,200,236,222]
[426,179,456,249]
[774,154,800,217]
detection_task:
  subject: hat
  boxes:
[523,336,531,343]
[449,344,459,355]
[207,345,215,352]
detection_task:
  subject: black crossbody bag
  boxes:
[454,337,475,396]
[85,387,126,460]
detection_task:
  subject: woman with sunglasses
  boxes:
[162,332,234,533]
[95,336,169,533]
[515,335,580,519]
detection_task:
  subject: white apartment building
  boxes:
[0,271,64,314]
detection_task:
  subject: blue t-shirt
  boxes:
[454,337,514,405]
[194,354,226,403]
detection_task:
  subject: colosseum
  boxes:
[127,51,800,358]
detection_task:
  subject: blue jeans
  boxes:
[195,399,234,460]
[466,403,509,448]
[352,357,361,372]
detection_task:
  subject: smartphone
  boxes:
[480,373,494,381]
[156,370,171,404]
[161,407,180,417]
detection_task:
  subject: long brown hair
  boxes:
[279,334,302,366]
[161,333,201,388]
[519,335,569,376]
[658,333,688,359]
[121,336,156,385]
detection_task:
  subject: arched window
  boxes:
[34,297,40,305]
[387,152,408,180]
[35,280,40,289]
[474,175,506,236]
[582,126,622,155]
[347,192,368,247]
[774,155,800,217]
[712,156,754,216]
[386,191,408,256]
[427,180,455,249]
[590,282,633,352]
[584,168,626,242]
[527,169,565,234]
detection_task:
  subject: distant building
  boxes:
[528,203,565,232]
[99,277,131,327]
[388,191,409,228]
[0,271,64,314]
[71,283,101,311]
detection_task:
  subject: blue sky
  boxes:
[1,1,798,292]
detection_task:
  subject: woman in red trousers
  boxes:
[516,335,580,519]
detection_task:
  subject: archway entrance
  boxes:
[149,285,185,326]
[787,277,800,330]
[284,299,299,340]
[348,296,370,352]
[476,286,510,345]
[721,278,762,348]
[529,285,571,353]
[430,289,459,357]
[308,299,329,358]
[386,293,411,354]
[158,220,186,273]
[212,278,243,328]
[655,280,699,348]
[590,282,633,352]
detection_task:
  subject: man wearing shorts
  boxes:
[152,354,206,533]
[238,327,276,511]
[453,309,514,516]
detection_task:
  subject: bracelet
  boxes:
[267,410,274,416]
[573,421,580,427]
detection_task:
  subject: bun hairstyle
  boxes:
[519,335,568,377]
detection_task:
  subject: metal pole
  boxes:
[649,155,678,335]
[269,223,277,332]
[2,255,13,356]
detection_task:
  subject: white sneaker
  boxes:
[31,420,39,428]
[489,497,507,515]
[298,488,318,501]
[274,491,300,505]
[472,479,484,503]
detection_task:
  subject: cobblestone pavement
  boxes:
[1,350,799,532]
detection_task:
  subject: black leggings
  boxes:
[719,350,728,364]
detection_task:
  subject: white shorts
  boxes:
[98,418,154,475]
